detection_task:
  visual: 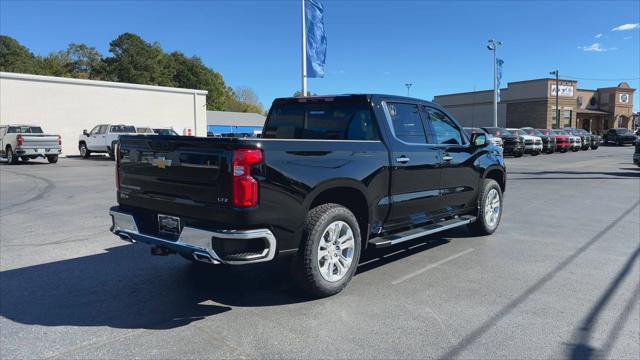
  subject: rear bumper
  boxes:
[109,207,277,265]
[15,147,61,156]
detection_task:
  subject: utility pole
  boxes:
[550,70,559,128]
[404,82,413,96]
[487,39,502,127]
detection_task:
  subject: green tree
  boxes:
[167,51,228,110]
[0,35,39,74]
[37,51,71,77]
[104,33,172,86]
[64,43,104,79]
[224,86,263,114]
[292,90,317,97]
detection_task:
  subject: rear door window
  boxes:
[110,125,136,133]
[386,102,428,144]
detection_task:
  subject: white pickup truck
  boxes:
[78,124,138,158]
[0,125,62,164]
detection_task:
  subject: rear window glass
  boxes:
[263,101,379,140]
[110,125,136,133]
[7,126,43,134]
[387,103,427,144]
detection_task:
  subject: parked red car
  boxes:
[546,129,571,152]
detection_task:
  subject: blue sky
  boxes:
[1,0,639,111]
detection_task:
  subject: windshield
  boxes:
[538,129,554,136]
[483,127,511,136]
[7,126,44,134]
[264,100,378,140]
[463,128,485,137]
[110,125,136,133]
[615,128,632,134]
[136,127,154,134]
[153,128,179,136]
[510,129,526,136]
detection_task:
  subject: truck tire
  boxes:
[79,143,91,158]
[292,203,361,298]
[47,155,58,164]
[6,146,18,165]
[468,179,502,236]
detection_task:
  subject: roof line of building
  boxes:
[506,77,577,85]
[433,89,499,97]
[0,72,209,95]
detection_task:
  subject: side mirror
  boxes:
[470,133,488,147]
[83,129,88,136]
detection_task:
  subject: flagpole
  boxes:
[301,0,308,96]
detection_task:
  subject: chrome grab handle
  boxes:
[396,156,410,164]
[443,155,453,162]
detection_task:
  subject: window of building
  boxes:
[563,109,572,127]
[552,107,558,128]
[386,102,427,144]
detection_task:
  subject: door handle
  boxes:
[396,156,410,164]
[442,155,453,162]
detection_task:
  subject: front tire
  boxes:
[292,203,361,298]
[468,179,503,236]
[79,143,91,158]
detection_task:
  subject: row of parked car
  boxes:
[78,124,179,159]
[463,126,637,157]
[0,123,181,165]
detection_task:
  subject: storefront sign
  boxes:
[551,85,574,97]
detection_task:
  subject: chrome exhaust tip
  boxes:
[118,233,135,243]
[192,251,219,264]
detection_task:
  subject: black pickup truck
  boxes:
[110,95,506,297]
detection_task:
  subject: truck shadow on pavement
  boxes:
[0,231,458,331]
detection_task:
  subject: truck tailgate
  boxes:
[117,136,256,218]
[21,135,60,149]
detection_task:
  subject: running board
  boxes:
[369,215,476,248]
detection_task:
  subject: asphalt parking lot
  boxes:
[1,146,639,359]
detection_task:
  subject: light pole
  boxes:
[550,70,559,128]
[487,39,502,127]
[404,82,413,96]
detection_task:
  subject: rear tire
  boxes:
[47,155,58,164]
[292,203,361,298]
[468,179,502,236]
[79,143,90,158]
[6,146,18,165]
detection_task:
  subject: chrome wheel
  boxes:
[317,221,355,282]
[7,150,13,163]
[80,144,87,157]
[484,188,501,228]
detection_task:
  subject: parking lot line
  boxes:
[392,248,475,285]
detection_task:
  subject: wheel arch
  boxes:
[305,181,371,248]
[483,166,506,193]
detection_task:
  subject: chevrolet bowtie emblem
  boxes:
[152,157,172,169]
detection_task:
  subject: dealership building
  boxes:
[434,78,636,132]
[1,72,208,156]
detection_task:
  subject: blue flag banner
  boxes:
[496,58,504,100]
[305,0,327,78]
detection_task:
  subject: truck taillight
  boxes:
[16,134,23,146]
[115,143,120,191]
[232,149,263,207]
[58,135,62,146]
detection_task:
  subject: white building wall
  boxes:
[0,72,208,155]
